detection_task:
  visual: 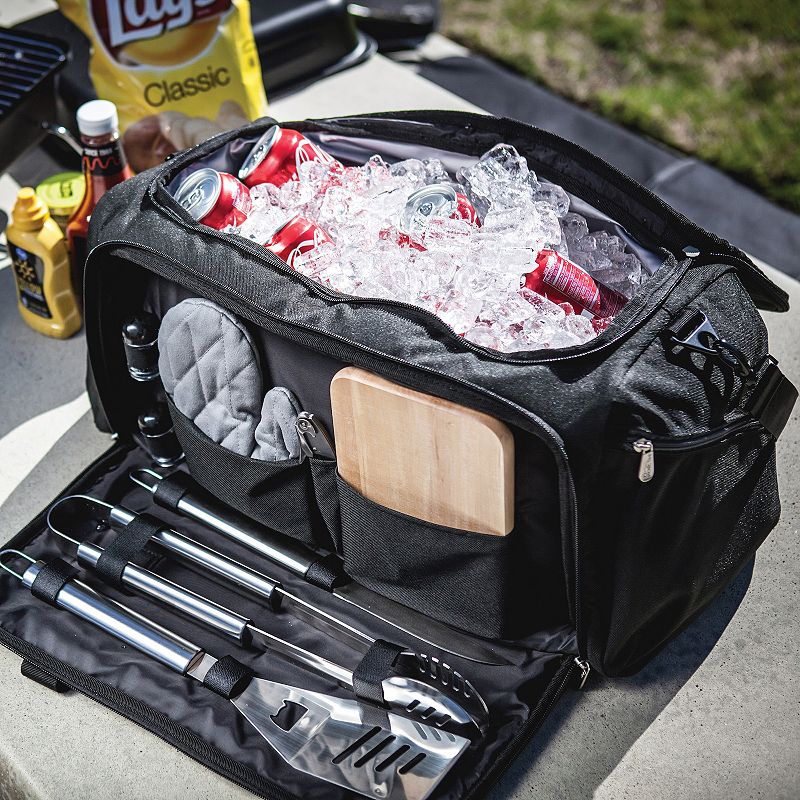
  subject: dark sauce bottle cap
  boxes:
[137,404,183,467]
[123,312,160,381]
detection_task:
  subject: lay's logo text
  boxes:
[90,0,232,64]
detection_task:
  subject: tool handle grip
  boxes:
[77,542,251,644]
[176,492,318,578]
[21,562,202,674]
[133,469,328,582]
[148,528,282,604]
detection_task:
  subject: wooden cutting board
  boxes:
[330,367,514,535]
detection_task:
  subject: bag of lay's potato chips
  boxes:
[58,0,269,172]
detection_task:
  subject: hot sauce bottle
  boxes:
[66,99,133,301]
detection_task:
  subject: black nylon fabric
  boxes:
[351,639,404,704]
[95,513,162,587]
[337,475,519,639]
[167,397,335,552]
[0,445,577,800]
[153,471,192,511]
[304,553,344,591]
[20,658,69,693]
[30,559,78,606]
[203,655,255,699]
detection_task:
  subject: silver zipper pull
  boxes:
[632,438,654,482]
[574,657,591,690]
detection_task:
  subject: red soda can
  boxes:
[524,249,629,319]
[173,168,251,229]
[263,215,333,268]
[524,249,601,314]
[596,284,628,318]
[380,227,426,251]
[238,125,337,188]
[401,183,480,234]
[453,191,480,225]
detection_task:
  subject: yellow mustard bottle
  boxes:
[6,187,81,339]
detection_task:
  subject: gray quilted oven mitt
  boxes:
[158,298,302,461]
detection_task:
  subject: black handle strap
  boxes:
[30,558,79,606]
[666,308,797,438]
[94,513,163,587]
[352,639,404,705]
[152,471,193,511]
[203,655,254,699]
[746,357,798,440]
[305,552,345,592]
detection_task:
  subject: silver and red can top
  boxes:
[400,183,480,234]
[263,215,333,269]
[173,168,251,230]
[238,125,337,188]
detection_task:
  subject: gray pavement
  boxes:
[0,14,798,799]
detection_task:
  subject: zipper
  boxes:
[149,124,690,366]
[626,418,762,483]
[632,439,655,483]
[464,656,581,799]
[573,657,592,690]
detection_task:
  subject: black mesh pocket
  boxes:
[336,475,522,638]
[167,399,334,550]
[585,424,779,675]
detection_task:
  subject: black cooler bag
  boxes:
[0,111,795,799]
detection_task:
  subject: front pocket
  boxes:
[336,475,520,638]
[586,421,778,674]
[167,398,334,550]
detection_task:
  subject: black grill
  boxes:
[0,27,68,172]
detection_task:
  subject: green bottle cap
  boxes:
[35,172,85,218]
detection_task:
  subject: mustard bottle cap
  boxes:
[11,187,51,231]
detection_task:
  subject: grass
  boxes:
[440,0,800,213]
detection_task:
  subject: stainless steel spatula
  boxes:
[0,550,469,800]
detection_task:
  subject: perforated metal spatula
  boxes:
[0,550,469,800]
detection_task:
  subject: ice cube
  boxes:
[561,212,589,244]
[533,182,570,217]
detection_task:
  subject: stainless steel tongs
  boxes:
[46,494,488,738]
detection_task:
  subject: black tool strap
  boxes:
[305,553,345,591]
[152,471,193,511]
[30,558,78,606]
[203,655,254,699]
[94,513,162,587]
[352,639,404,705]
